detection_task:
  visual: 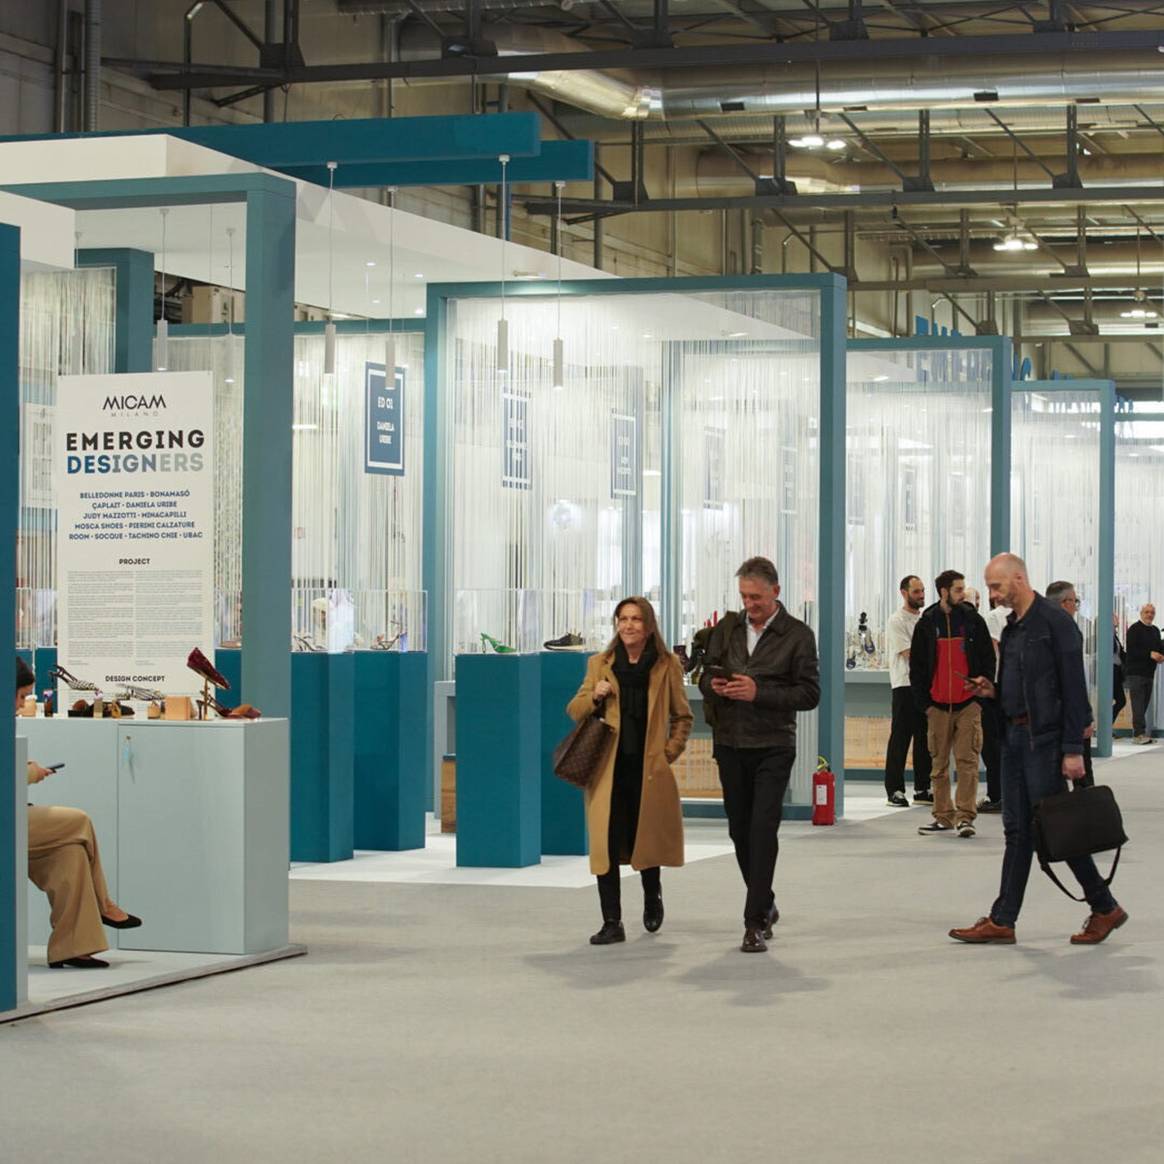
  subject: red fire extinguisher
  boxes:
[812,756,836,826]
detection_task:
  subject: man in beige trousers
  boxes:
[17,657,140,968]
[909,570,997,838]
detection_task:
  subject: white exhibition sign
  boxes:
[55,372,215,697]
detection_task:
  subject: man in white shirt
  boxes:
[884,575,932,806]
[977,595,1012,811]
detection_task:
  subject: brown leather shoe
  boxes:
[741,926,767,953]
[1070,905,1128,945]
[949,916,1016,944]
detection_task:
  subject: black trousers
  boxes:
[1113,667,1126,723]
[595,750,660,921]
[597,865,661,922]
[884,686,932,796]
[714,743,795,926]
[981,698,1002,802]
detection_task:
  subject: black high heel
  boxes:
[101,913,142,930]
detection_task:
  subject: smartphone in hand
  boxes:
[707,665,734,681]
[46,762,66,772]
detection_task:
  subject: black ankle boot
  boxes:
[590,919,626,945]
[643,894,664,933]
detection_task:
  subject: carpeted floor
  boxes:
[1,745,1161,1164]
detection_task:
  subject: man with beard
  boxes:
[883,575,932,807]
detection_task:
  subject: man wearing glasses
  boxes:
[1046,581,1095,787]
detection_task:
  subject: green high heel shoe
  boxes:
[480,632,517,654]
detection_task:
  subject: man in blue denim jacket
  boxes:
[948,553,1128,946]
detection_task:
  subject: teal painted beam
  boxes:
[77,248,154,373]
[1,171,294,210]
[0,114,543,168]
[0,224,19,1014]
[169,318,426,338]
[279,140,594,189]
[241,184,296,718]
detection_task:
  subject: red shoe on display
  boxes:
[186,646,231,690]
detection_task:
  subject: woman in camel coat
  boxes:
[566,596,692,945]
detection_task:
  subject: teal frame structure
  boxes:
[4,173,297,720]
[848,336,1014,556]
[76,248,154,373]
[1013,379,1116,758]
[424,274,848,816]
[1,223,19,1013]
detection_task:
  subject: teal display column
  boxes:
[0,224,20,1013]
[539,652,588,856]
[455,654,541,868]
[290,653,355,863]
[353,651,428,851]
[76,248,153,373]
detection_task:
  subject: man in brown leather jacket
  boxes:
[699,556,821,953]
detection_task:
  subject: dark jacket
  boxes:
[697,605,820,749]
[1125,620,1162,678]
[909,600,996,713]
[996,593,1091,755]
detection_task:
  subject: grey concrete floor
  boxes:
[2,746,1161,1164]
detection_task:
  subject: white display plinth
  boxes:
[19,718,289,956]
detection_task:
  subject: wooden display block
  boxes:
[163,695,194,721]
[845,715,891,769]
[440,757,456,833]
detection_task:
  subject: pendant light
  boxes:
[156,208,169,371]
[552,180,565,390]
[496,154,510,374]
[323,160,338,376]
[385,185,397,379]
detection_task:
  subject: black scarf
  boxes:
[612,638,658,756]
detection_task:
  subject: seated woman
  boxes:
[16,657,141,969]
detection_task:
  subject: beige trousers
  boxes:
[927,702,982,826]
[27,805,112,964]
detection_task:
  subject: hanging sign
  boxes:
[704,425,725,509]
[365,361,405,476]
[502,390,531,490]
[611,412,637,498]
[54,372,215,696]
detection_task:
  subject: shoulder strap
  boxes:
[1038,846,1122,902]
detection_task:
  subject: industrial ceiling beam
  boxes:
[125,28,1164,90]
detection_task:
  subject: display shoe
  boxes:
[1070,905,1128,945]
[101,912,142,930]
[643,895,664,934]
[762,901,780,940]
[740,926,768,954]
[480,632,517,654]
[589,920,626,945]
[187,646,231,690]
[200,693,262,720]
[118,683,165,703]
[50,664,99,692]
[948,916,1016,944]
[49,955,110,969]
[544,631,585,652]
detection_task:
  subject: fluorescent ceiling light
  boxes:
[825,139,846,151]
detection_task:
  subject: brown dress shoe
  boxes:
[741,926,767,953]
[1070,905,1128,945]
[949,916,1016,944]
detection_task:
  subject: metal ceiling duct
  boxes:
[399,24,1164,121]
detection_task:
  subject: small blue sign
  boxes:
[365,362,404,476]
[611,412,637,498]
[502,390,530,490]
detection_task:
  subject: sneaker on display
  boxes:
[957,821,976,838]
[912,790,934,805]
[918,820,953,835]
[543,631,585,652]
[887,792,910,807]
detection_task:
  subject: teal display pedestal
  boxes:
[353,651,427,851]
[538,651,589,856]
[455,653,541,868]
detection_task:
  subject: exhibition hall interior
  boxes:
[2,2,1164,1161]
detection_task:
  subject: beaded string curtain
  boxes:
[672,289,822,804]
[1114,427,1164,725]
[16,268,116,648]
[166,330,426,650]
[449,294,647,657]
[1011,390,1101,712]
[845,348,994,668]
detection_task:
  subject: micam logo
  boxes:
[102,394,167,412]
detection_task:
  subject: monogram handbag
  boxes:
[1032,784,1128,901]
[552,711,615,789]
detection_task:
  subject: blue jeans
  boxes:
[990,725,1118,928]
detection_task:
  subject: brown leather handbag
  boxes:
[552,711,615,789]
